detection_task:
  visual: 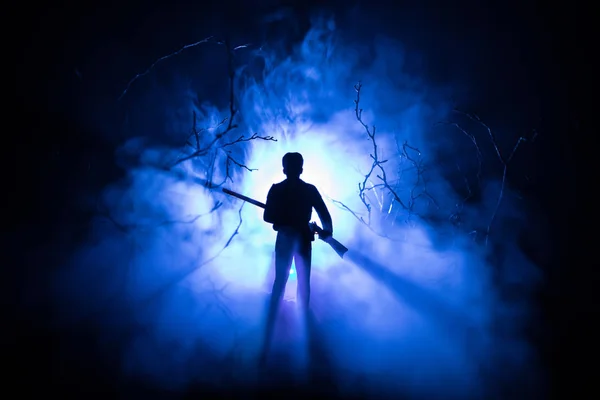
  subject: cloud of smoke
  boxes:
[52,14,542,399]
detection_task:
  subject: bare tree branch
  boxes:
[117,38,255,102]
[118,36,215,101]
[354,82,406,220]
[435,120,483,189]
[332,82,438,234]
[118,36,277,179]
[453,109,537,245]
[170,39,277,184]
[333,82,537,248]
[221,132,276,148]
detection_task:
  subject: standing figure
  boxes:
[260,152,333,362]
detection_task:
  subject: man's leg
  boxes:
[294,240,313,371]
[261,233,294,362]
[295,240,312,313]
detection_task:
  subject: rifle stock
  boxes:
[222,188,349,259]
[308,222,348,258]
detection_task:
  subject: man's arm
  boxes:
[263,185,278,224]
[312,187,333,235]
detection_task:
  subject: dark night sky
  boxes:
[9,0,592,397]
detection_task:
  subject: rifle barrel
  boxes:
[222,188,266,209]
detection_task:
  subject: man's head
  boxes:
[282,152,303,178]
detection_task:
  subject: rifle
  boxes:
[222,188,349,259]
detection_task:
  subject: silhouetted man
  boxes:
[260,152,333,361]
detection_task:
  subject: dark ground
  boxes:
[7,0,594,398]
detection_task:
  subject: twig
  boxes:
[453,110,535,245]
[118,36,215,101]
[354,82,406,220]
[171,40,277,179]
[351,82,437,229]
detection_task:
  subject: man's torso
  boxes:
[269,179,317,241]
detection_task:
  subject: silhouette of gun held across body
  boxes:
[221,152,347,365]
[220,191,348,259]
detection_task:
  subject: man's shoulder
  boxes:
[305,184,319,195]
[268,180,287,195]
[282,179,318,190]
[272,179,319,195]
[301,180,319,192]
[271,180,287,189]
[297,179,311,186]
